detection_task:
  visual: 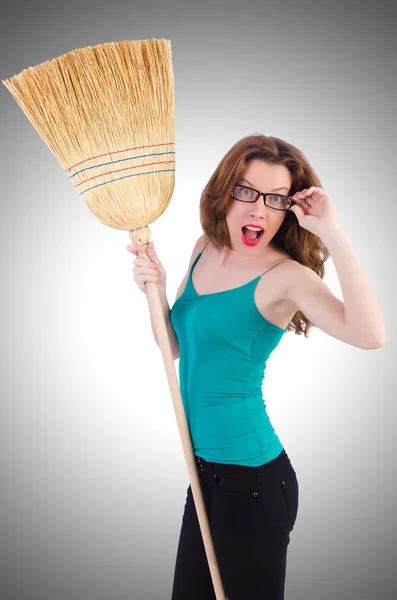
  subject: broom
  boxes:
[2,39,228,600]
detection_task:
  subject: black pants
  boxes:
[170,448,298,600]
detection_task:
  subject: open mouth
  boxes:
[241,226,265,246]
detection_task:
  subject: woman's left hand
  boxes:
[288,187,340,237]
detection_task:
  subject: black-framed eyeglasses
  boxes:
[231,184,295,211]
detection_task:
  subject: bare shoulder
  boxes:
[266,255,317,316]
[190,232,210,265]
[272,253,306,293]
[174,233,209,301]
[276,256,312,283]
[256,251,303,309]
[268,250,302,275]
[275,253,304,274]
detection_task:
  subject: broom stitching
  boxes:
[74,160,176,188]
[79,168,175,195]
[69,150,175,178]
[65,141,175,172]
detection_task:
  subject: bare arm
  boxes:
[286,227,386,349]
[146,287,180,359]
[149,233,209,360]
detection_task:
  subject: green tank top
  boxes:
[170,243,290,466]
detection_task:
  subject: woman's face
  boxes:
[226,159,292,256]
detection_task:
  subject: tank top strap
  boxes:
[202,240,210,253]
[258,258,292,278]
[188,240,210,281]
[193,240,210,266]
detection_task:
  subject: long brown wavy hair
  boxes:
[199,132,330,337]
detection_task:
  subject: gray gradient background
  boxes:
[1,1,396,598]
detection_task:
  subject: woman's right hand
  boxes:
[126,241,167,295]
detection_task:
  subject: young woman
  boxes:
[127,133,385,600]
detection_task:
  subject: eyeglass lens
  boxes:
[233,185,291,209]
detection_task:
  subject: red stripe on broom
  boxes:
[66,142,175,173]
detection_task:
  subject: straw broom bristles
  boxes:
[2,39,175,246]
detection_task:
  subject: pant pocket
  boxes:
[280,476,299,526]
[213,468,259,496]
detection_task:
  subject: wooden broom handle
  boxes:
[143,275,227,600]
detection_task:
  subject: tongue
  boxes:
[243,227,259,241]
